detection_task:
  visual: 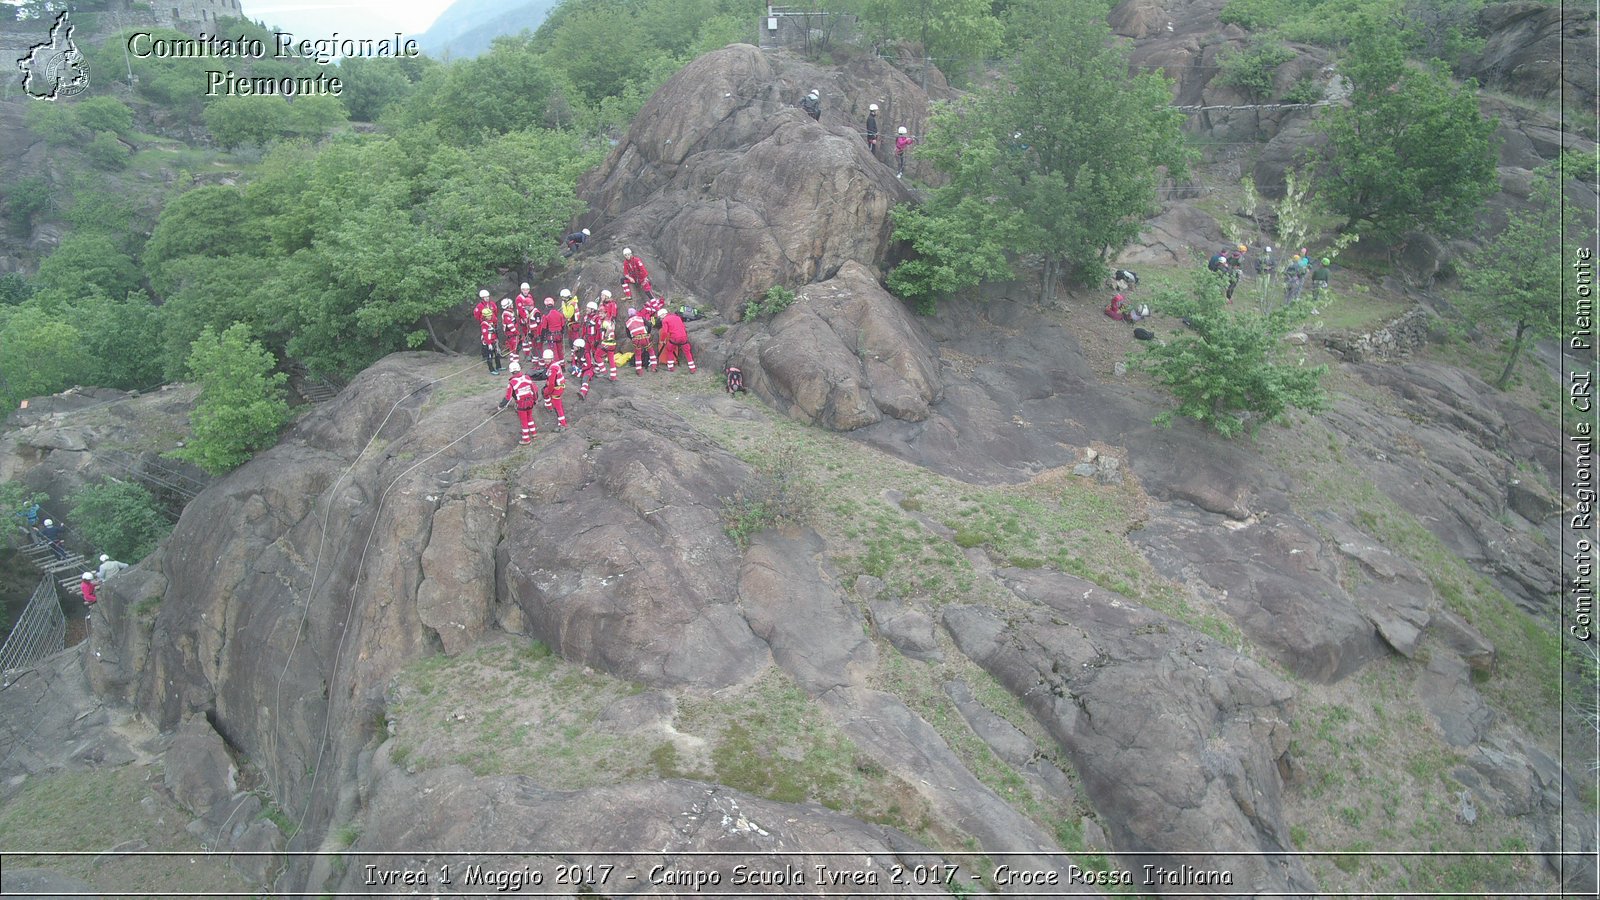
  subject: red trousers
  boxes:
[515,405,536,443]
[659,339,695,372]
[542,386,567,427]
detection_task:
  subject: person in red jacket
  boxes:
[474,290,502,374]
[498,360,538,444]
[641,294,667,371]
[581,301,602,367]
[571,338,598,398]
[657,309,696,373]
[498,298,523,361]
[624,308,653,375]
[621,248,655,299]
[600,289,619,322]
[80,572,98,606]
[540,298,567,362]
[540,349,568,429]
[515,282,536,321]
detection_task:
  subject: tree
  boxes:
[68,479,172,562]
[33,232,141,300]
[0,304,80,411]
[1458,160,1578,389]
[85,131,129,170]
[75,97,134,136]
[203,96,293,150]
[1136,272,1330,438]
[844,0,1003,72]
[1312,29,1496,240]
[171,324,291,475]
[5,176,52,236]
[887,0,1189,305]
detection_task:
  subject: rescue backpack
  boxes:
[512,377,537,409]
[725,365,745,394]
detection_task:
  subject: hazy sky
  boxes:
[245,1,457,37]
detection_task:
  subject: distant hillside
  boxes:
[414,0,560,59]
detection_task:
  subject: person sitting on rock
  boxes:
[800,89,821,120]
[1105,293,1133,322]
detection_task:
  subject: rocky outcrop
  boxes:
[944,569,1315,895]
[733,261,943,431]
[1464,3,1598,110]
[572,45,939,311]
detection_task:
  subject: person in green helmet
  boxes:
[1310,257,1331,300]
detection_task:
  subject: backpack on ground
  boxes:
[1134,327,1155,341]
[725,365,745,394]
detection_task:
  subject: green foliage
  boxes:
[1136,272,1330,437]
[1284,74,1325,104]
[85,131,129,171]
[337,56,433,122]
[1313,32,1497,239]
[1218,0,1485,60]
[888,0,1189,307]
[721,445,816,549]
[67,479,172,562]
[25,101,85,146]
[1458,160,1580,389]
[75,97,135,136]
[5,176,52,236]
[1216,40,1296,100]
[887,194,1016,312]
[740,285,798,321]
[171,324,291,475]
[843,0,1003,69]
[77,292,164,391]
[287,95,349,136]
[0,274,33,307]
[203,96,293,150]
[32,232,141,301]
[0,304,80,411]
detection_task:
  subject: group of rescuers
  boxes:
[1103,244,1333,324]
[473,248,698,445]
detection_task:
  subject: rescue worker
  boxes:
[560,289,582,346]
[479,297,502,374]
[499,298,522,361]
[1255,246,1276,281]
[582,300,603,367]
[598,312,620,380]
[498,360,538,444]
[621,249,654,300]
[600,289,619,323]
[865,103,879,154]
[571,338,598,398]
[80,572,97,606]
[541,349,568,429]
[895,126,914,178]
[515,282,536,319]
[800,89,821,120]
[1224,244,1246,301]
[563,227,591,257]
[657,308,696,373]
[641,293,668,371]
[540,297,567,362]
[625,308,652,374]
[1284,255,1306,304]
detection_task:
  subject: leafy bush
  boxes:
[68,479,172,562]
[1216,41,1296,100]
[741,285,798,321]
[86,131,129,171]
[1135,271,1330,438]
[1284,74,1325,104]
[171,324,291,475]
[721,444,816,549]
[5,177,52,236]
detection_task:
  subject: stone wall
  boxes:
[1320,305,1436,362]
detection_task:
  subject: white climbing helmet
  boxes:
[559,289,571,299]
[622,248,632,258]
[82,572,93,581]
[43,519,51,527]
[582,228,590,236]
[542,349,554,361]
[897,126,907,135]
[586,301,598,311]
[508,360,521,373]
[868,103,878,112]
[520,282,530,291]
[100,554,109,562]
[479,289,490,299]
[601,289,612,299]
[573,338,586,348]
[500,298,513,309]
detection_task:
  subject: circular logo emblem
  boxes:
[44,50,89,98]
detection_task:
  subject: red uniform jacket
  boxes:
[506,372,537,408]
[623,255,649,287]
[660,312,689,344]
[541,307,566,338]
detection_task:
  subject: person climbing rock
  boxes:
[498,360,538,445]
[80,572,97,606]
[865,103,880,154]
[97,553,128,581]
[40,518,66,560]
[800,89,821,120]
[563,228,590,257]
[621,249,655,300]
[657,309,696,373]
[895,126,914,178]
